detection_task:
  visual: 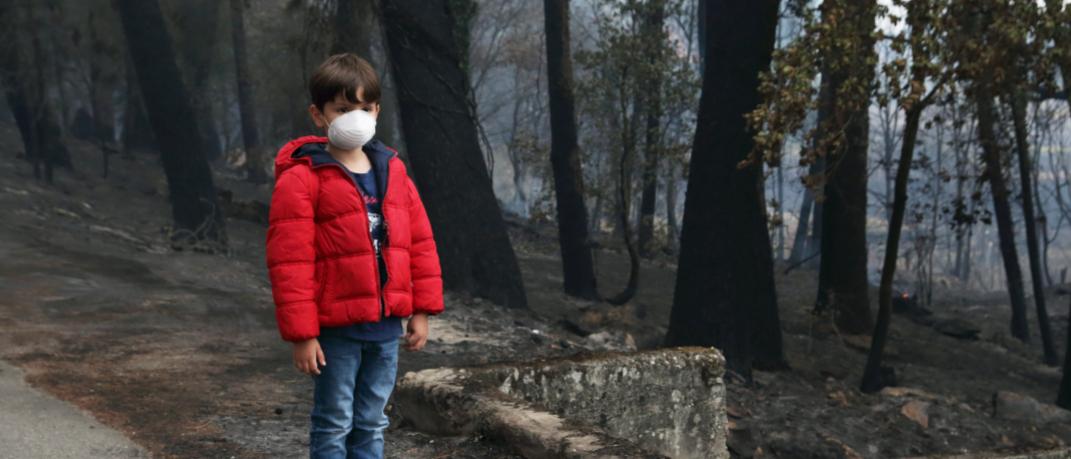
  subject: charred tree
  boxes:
[1060,296,1071,408]
[665,168,680,253]
[116,0,228,249]
[637,0,666,258]
[861,0,943,390]
[0,3,70,183]
[381,0,527,308]
[805,86,830,270]
[790,139,826,266]
[332,0,401,148]
[974,77,1029,342]
[1048,0,1071,113]
[606,90,642,306]
[87,8,119,177]
[1009,91,1057,363]
[862,101,924,392]
[172,0,223,162]
[122,51,156,153]
[788,191,814,264]
[544,0,598,300]
[813,0,876,334]
[665,0,785,376]
[229,0,267,184]
[0,2,36,165]
[333,0,373,56]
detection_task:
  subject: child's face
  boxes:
[309,87,381,131]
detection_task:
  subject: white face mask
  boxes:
[327,109,376,150]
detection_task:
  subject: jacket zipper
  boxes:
[310,160,390,320]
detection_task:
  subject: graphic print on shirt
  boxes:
[363,195,385,256]
[351,169,389,289]
[368,201,385,253]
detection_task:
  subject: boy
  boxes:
[265,53,444,459]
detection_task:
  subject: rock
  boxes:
[727,427,758,458]
[841,334,898,357]
[726,405,750,419]
[395,347,727,458]
[933,318,980,340]
[900,400,930,429]
[88,224,144,244]
[840,334,871,351]
[993,391,1071,423]
[556,318,592,337]
[881,386,940,401]
[818,432,864,459]
[585,330,637,352]
[828,390,849,407]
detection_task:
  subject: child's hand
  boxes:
[403,313,428,352]
[292,338,326,375]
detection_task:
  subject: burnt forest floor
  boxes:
[0,124,1069,458]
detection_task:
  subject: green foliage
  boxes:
[744,0,993,194]
[574,0,700,203]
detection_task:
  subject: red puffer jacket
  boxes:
[266,135,444,342]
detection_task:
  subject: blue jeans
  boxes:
[309,333,400,459]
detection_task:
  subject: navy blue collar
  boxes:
[292,138,395,198]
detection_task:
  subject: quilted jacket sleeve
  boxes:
[266,166,320,342]
[406,175,444,315]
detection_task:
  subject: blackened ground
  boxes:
[0,126,1068,458]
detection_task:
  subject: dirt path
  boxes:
[0,359,148,458]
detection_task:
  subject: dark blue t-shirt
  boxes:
[319,165,403,342]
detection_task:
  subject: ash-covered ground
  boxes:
[1,128,1069,458]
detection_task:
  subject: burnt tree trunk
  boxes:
[1009,92,1057,363]
[807,179,823,268]
[862,103,923,393]
[0,2,36,165]
[637,0,666,258]
[606,89,643,306]
[696,0,706,74]
[666,168,680,253]
[1060,295,1071,408]
[543,0,598,300]
[333,0,373,56]
[862,0,946,392]
[789,190,813,264]
[1049,0,1071,113]
[953,111,969,281]
[116,0,227,249]
[332,0,401,148]
[665,0,785,376]
[814,0,875,334]
[791,155,824,265]
[122,51,156,153]
[974,80,1029,342]
[1061,82,1071,399]
[87,9,118,177]
[2,82,35,163]
[1,3,70,183]
[382,0,527,308]
[229,0,266,184]
[806,87,829,270]
[172,0,223,161]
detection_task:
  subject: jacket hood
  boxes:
[274,136,399,197]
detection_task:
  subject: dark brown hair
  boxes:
[309,53,381,111]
